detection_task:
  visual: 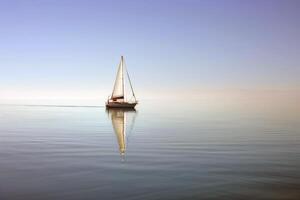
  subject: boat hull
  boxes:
[106,102,137,108]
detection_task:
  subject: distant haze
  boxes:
[0,0,299,105]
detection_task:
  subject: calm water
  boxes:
[0,100,299,199]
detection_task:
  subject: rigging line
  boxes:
[123,59,137,101]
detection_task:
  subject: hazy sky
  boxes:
[0,0,299,103]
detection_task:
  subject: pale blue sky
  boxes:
[0,0,299,103]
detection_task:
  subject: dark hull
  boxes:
[106,102,137,108]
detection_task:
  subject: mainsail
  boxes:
[111,57,124,100]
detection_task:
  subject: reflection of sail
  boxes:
[107,108,137,159]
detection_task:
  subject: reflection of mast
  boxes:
[107,108,136,160]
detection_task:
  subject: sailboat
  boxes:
[106,56,138,108]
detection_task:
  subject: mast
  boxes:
[121,56,125,102]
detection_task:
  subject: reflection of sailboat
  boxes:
[106,56,138,108]
[107,108,137,160]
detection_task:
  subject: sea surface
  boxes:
[0,98,299,200]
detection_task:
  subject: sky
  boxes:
[0,0,299,104]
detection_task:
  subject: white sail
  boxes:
[111,57,124,99]
[107,56,137,106]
